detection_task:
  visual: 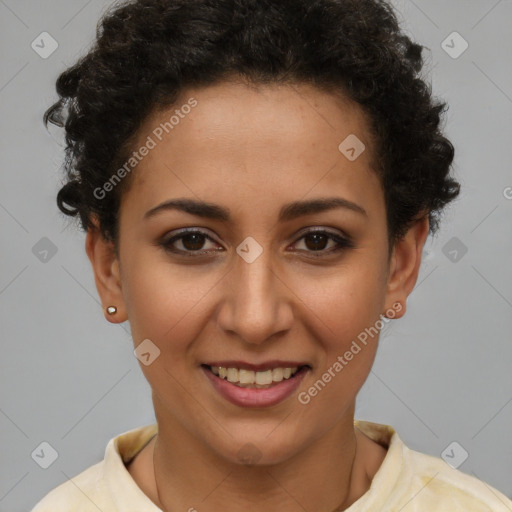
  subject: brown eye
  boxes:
[180,233,207,251]
[160,229,223,256]
[303,233,330,251]
[292,229,354,255]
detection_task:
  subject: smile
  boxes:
[209,365,301,388]
[201,363,311,408]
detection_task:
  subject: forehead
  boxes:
[122,80,383,216]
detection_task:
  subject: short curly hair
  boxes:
[45,0,460,250]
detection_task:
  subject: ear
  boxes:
[85,217,127,323]
[383,215,430,319]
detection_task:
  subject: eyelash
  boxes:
[159,227,354,258]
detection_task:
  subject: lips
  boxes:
[201,361,311,408]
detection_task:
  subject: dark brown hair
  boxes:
[45,0,460,248]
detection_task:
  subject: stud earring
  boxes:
[106,306,117,315]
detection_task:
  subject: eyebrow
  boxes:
[144,196,367,222]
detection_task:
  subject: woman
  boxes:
[31,0,512,510]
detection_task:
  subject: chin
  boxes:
[210,425,311,467]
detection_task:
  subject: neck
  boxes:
[151,404,369,512]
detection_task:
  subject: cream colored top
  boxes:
[31,421,512,511]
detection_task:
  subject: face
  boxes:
[90,79,423,465]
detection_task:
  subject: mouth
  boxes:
[202,363,310,388]
[201,362,311,408]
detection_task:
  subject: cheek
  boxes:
[294,270,385,419]
[296,257,387,340]
[123,259,220,346]
[122,261,219,402]
[293,257,387,399]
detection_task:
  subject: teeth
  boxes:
[272,368,283,382]
[227,368,238,383]
[209,365,300,387]
[238,369,253,384]
[255,369,272,385]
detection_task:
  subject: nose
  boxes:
[216,246,294,346]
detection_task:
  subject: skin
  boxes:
[86,79,429,512]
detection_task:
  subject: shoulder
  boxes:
[394,440,512,511]
[354,420,512,511]
[30,461,106,512]
[30,423,159,512]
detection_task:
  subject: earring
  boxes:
[106,306,117,315]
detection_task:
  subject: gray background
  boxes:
[1,0,511,510]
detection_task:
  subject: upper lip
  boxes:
[202,360,311,371]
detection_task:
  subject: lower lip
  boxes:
[202,366,309,408]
